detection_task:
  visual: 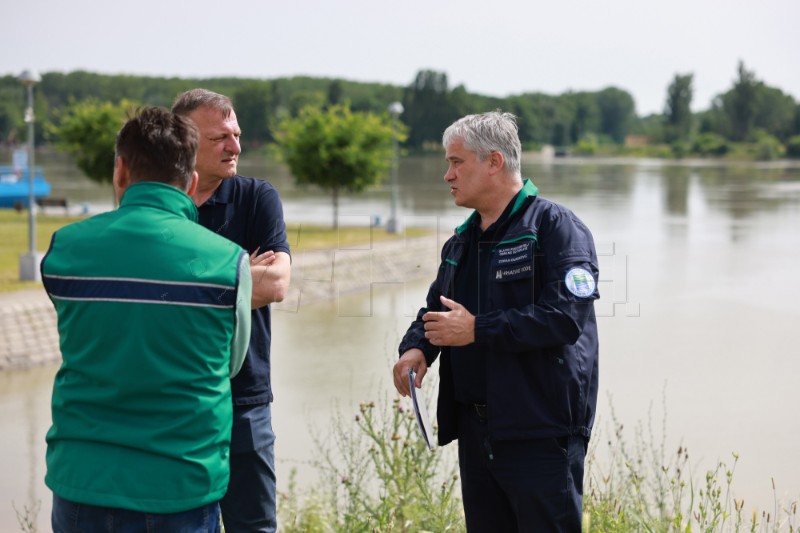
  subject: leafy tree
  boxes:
[276,104,406,228]
[751,85,796,141]
[753,129,782,161]
[664,73,694,142]
[697,100,728,138]
[50,99,135,187]
[402,70,457,149]
[0,85,23,144]
[794,104,800,136]
[326,80,343,107]
[785,135,800,158]
[289,90,326,117]
[266,80,291,134]
[509,93,559,146]
[506,96,539,144]
[631,113,666,141]
[595,87,635,144]
[703,62,796,144]
[569,92,600,144]
[233,81,272,145]
[725,61,759,141]
[691,132,729,156]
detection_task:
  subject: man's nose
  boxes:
[444,166,454,182]
[225,137,241,155]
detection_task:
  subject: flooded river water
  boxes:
[2,153,799,530]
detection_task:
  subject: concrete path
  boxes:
[0,232,448,370]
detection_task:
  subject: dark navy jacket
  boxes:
[399,180,600,445]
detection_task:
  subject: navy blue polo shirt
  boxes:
[197,175,291,405]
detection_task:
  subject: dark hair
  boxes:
[115,107,199,189]
[171,88,234,118]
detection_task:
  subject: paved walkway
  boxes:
[0,232,447,370]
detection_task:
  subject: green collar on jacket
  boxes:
[455,178,539,236]
[119,182,198,223]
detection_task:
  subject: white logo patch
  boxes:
[565,268,596,298]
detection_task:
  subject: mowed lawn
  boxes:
[0,209,427,292]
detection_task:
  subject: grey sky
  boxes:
[2,0,798,116]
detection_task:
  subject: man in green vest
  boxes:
[42,106,252,532]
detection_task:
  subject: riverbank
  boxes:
[0,230,445,370]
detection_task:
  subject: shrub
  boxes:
[670,141,689,159]
[784,135,800,158]
[692,133,730,156]
[574,135,599,156]
[278,395,463,532]
[584,396,799,532]
[753,130,783,161]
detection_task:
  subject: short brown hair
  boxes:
[171,88,234,118]
[115,107,199,189]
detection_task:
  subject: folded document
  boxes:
[408,369,435,450]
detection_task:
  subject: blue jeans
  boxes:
[220,403,277,533]
[51,494,220,533]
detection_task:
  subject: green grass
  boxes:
[285,224,428,253]
[0,208,429,292]
[0,209,80,292]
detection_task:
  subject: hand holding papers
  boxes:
[408,369,435,450]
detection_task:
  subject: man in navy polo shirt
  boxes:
[173,89,291,533]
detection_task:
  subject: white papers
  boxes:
[408,369,435,450]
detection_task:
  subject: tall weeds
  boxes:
[279,392,799,532]
[278,395,463,532]
[584,396,798,532]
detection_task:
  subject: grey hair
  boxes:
[171,88,234,118]
[442,111,521,174]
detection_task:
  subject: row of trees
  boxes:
[2,62,797,155]
[661,62,799,146]
[46,99,405,229]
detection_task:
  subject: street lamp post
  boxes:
[386,101,404,234]
[19,69,42,281]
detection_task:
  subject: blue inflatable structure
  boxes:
[0,165,52,208]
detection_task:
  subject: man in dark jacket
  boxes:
[393,111,599,532]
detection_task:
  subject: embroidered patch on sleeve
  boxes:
[565,267,596,298]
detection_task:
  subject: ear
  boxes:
[185,170,199,197]
[113,155,131,203]
[487,150,505,175]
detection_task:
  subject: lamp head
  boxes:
[18,69,41,87]
[387,102,404,116]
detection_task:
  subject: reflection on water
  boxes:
[0,365,56,531]
[2,153,800,530]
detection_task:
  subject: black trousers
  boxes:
[456,404,586,533]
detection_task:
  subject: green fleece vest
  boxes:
[42,182,246,513]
